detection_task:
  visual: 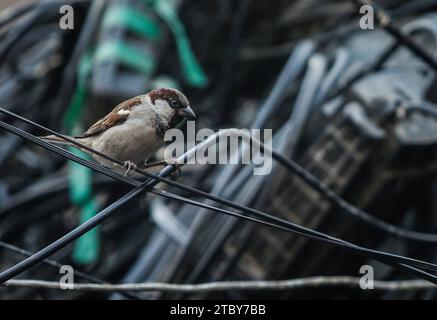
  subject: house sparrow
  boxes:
[42,88,196,176]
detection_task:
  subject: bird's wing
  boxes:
[79,96,143,138]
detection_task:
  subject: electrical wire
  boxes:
[0,1,36,30]
[405,105,437,118]
[392,0,437,18]
[1,117,437,284]
[2,107,437,244]
[3,276,435,293]
[0,241,142,300]
[0,0,91,66]
[0,182,149,284]
[149,189,437,283]
[2,0,436,299]
[351,0,437,73]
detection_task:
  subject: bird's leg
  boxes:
[141,160,169,169]
[123,161,137,177]
[141,158,182,179]
[165,158,182,179]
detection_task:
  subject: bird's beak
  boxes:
[178,106,196,120]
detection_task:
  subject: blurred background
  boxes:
[1,0,437,299]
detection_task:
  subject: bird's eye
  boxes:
[170,100,179,108]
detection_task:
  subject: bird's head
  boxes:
[147,88,196,130]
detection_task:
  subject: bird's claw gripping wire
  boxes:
[123,161,137,177]
[166,158,182,179]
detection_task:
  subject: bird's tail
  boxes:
[39,134,75,146]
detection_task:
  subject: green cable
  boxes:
[96,4,160,76]
[151,0,208,88]
[62,53,92,130]
[94,40,157,75]
[102,5,161,39]
[63,0,206,263]
[98,1,207,87]
[69,146,101,265]
[63,52,101,265]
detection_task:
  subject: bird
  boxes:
[41,88,196,176]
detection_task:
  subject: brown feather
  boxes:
[40,134,74,146]
[149,88,181,105]
[79,96,143,138]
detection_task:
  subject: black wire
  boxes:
[1,118,437,284]
[2,0,435,291]
[406,105,437,118]
[51,0,106,121]
[272,151,437,243]
[0,1,36,30]
[149,189,437,284]
[0,183,147,284]
[0,119,142,187]
[392,0,437,18]
[0,175,113,220]
[351,0,437,73]
[1,109,437,268]
[324,41,399,102]
[0,108,129,167]
[0,0,90,66]
[2,107,437,244]
[0,119,180,283]
[1,118,435,273]
[0,241,142,300]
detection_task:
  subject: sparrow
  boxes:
[42,88,196,176]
